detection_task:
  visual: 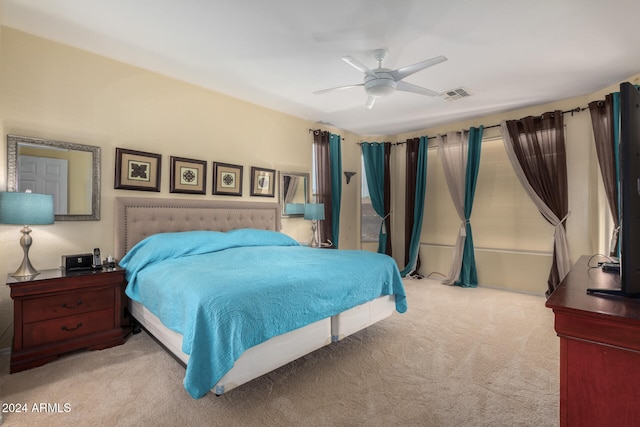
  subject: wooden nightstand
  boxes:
[6,267,129,373]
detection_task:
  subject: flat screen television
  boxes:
[588,82,640,298]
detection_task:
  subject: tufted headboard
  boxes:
[114,197,281,260]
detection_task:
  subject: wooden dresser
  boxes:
[6,267,128,373]
[546,255,640,426]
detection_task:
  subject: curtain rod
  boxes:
[308,128,344,140]
[358,106,586,145]
[417,106,585,142]
[471,105,585,134]
[313,106,585,145]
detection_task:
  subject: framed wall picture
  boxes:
[212,162,243,196]
[170,156,207,194]
[114,148,161,192]
[250,166,276,197]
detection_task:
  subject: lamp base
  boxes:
[309,220,319,248]
[11,226,41,278]
[11,259,41,278]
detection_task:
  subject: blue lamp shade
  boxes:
[0,192,55,225]
[304,203,325,221]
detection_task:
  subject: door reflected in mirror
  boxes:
[280,171,309,217]
[7,135,101,221]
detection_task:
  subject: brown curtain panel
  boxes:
[505,111,569,295]
[589,96,620,256]
[313,131,333,245]
[404,137,421,271]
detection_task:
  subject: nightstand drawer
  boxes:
[23,308,116,347]
[22,287,114,323]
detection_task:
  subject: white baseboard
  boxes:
[419,243,553,294]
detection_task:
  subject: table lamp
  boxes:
[304,203,325,248]
[0,191,54,278]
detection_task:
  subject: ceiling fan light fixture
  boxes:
[364,75,396,97]
[316,50,447,108]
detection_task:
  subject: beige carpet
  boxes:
[0,278,559,427]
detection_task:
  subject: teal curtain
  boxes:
[456,126,484,287]
[312,130,342,247]
[589,93,621,257]
[589,85,638,257]
[612,92,621,256]
[329,133,342,247]
[362,142,387,254]
[400,136,428,277]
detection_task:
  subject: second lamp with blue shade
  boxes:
[304,203,324,247]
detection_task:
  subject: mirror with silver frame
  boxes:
[7,134,101,221]
[280,171,309,217]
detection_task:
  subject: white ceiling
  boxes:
[3,0,640,136]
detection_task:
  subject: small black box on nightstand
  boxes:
[61,253,94,271]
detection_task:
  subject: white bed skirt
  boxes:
[331,294,396,342]
[130,301,332,394]
[130,294,396,394]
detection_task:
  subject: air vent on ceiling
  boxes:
[440,87,472,102]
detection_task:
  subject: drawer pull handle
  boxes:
[61,323,83,332]
[62,300,83,309]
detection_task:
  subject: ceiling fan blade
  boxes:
[366,96,376,109]
[313,83,364,95]
[342,56,377,79]
[391,55,447,81]
[395,81,440,97]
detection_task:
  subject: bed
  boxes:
[114,197,406,398]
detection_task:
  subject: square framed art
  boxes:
[250,166,276,197]
[114,148,162,192]
[170,156,207,194]
[213,162,243,196]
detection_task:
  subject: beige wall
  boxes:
[0,27,361,349]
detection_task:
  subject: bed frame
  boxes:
[114,196,395,394]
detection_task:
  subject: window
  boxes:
[423,137,552,252]
[361,156,381,242]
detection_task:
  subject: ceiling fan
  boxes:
[314,49,447,109]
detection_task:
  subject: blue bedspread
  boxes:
[119,229,407,398]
